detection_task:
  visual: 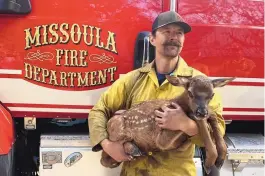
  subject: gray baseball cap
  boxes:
[152,11,191,33]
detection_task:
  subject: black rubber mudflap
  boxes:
[0,146,14,176]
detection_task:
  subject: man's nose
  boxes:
[169,33,178,40]
[195,107,208,117]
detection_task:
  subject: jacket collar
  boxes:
[139,56,193,77]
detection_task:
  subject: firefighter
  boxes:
[88,11,225,176]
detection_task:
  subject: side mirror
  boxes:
[133,31,155,69]
[0,0,32,14]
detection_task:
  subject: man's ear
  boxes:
[211,77,235,88]
[149,33,156,47]
[165,75,191,88]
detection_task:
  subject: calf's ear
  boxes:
[165,74,192,88]
[211,77,235,88]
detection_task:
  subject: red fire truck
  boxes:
[0,0,264,176]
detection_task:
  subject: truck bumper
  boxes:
[220,133,264,176]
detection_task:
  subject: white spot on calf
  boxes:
[137,110,145,114]
[138,127,145,130]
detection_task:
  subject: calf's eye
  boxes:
[188,91,194,98]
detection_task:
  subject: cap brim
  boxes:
[153,21,191,34]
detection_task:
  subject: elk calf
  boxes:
[100,74,234,174]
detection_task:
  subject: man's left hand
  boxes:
[154,102,187,131]
[154,102,199,136]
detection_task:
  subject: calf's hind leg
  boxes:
[107,114,142,156]
[156,129,186,151]
[196,119,218,174]
[208,115,227,169]
[101,114,129,168]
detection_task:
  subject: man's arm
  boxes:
[88,75,128,151]
[188,90,226,147]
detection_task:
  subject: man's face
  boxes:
[150,23,185,58]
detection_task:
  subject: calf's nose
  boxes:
[196,108,208,117]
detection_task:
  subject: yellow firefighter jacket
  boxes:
[88,56,226,176]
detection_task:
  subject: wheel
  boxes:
[0,146,15,176]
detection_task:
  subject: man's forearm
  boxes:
[182,118,199,136]
[88,108,109,151]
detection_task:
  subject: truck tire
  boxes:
[0,146,15,176]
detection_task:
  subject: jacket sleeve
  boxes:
[188,90,226,147]
[88,72,134,152]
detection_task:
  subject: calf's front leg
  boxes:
[196,119,217,175]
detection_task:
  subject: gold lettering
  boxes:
[68,72,77,87]
[56,49,88,67]
[49,70,58,85]
[77,72,89,87]
[42,68,50,83]
[23,64,118,88]
[98,69,107,85]
[24,63,32,79]
[60,23,69,43]
[70,50,78,66]
[33,66,41,81]
[90,71,97,86]
[105,31,117,54]
[24,26,41,50]
[56,49,64,66]
[95,27,104,48]
[42,25,49,45]
[79,50,88,67]
[49,23,59,44]
[24,24,119,54]
[108,67,117,82]
[64,50,70,66]
[60,72,68,86]
[83,25,94,46]
[71,24,82,44]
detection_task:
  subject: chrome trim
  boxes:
[170,0,176,11]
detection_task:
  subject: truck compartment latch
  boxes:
[24,117,36,130]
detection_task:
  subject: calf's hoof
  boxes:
[215,157,224,169]
[124,142,143,157]
[204,165,212,175]
[204,154,217,174]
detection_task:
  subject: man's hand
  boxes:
[154,102,199,136]
[101,139,133,162]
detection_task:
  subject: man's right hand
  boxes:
[100,139,133,162]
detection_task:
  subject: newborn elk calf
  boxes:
[100,74,234,174]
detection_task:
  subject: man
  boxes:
[88,11,225,176]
